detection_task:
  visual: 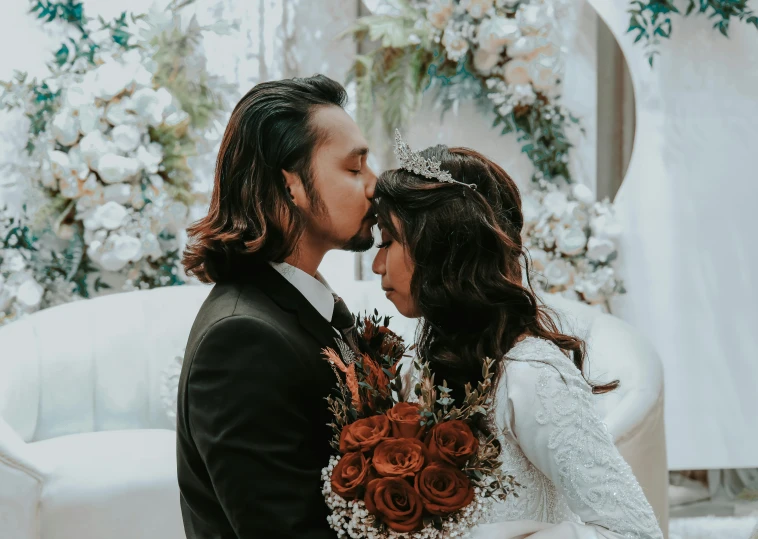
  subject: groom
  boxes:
[176,75,376,539]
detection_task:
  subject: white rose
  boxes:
[521,193,543,225]
[544,259,573,288]
[64,84,93,109]
[154,88,174,113]
[561,201,583,224]
[93,61,135,101]
[504,58,531,85]
[67,147,90,180]
[79,131,113,168]
[15,279,44,308]
[96,154,141,184]
[135,144,163,174]
[473,48,501,73]
[427,0,455,29]
[58,175,80,199]
[517,3,551,35]
[111,124,142,153]
[555,226,587,256]
[103,184,133,204]
[543,190,568,217]
[87,201,128,231]
[442,29,470,62]
[105,98,135,126]
[510,83,537,105]
[529,54,561,94]
[586,237,616,263]
[575,268,614,304]
[49,151,71,180]
[77,104,106,135]
[120,52,153,88]
[51,111,80,146]
[571,183,594,205]
[3,251,26,272]
[477,16,521,52]
[590,213,622,240]
[128,87,163,125]
[465,0,494,19]
[90,233,143,272]
[507,35,548,58]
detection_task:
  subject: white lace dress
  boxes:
[472,337,664,539]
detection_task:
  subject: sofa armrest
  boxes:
[0,417,43,539]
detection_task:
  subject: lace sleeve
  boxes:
[504,357,663,539]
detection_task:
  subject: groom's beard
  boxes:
[342,210,376,253]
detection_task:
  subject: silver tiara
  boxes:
[393,130,477,190]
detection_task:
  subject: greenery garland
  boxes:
[628,0,758,66]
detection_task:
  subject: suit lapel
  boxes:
[243,261,339,350]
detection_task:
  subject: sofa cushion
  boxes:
[26,429,184,539]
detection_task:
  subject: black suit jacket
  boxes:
[176,263,341,539]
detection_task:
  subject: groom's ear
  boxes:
[281,169,309,210]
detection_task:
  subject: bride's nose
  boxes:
[372,247,386,276]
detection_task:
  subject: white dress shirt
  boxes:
[269,261,335,322]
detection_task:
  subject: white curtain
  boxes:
[590,0,758,471]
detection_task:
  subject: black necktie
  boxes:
[332,294,360,359]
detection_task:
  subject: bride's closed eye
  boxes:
[375,240,392,249]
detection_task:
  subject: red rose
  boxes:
[339,415,391,454]
[386,402,425,439]
[372,438,426,478]
[364,478,425,533]
[425,420,479,466]
[414,463,475,515]
[330,452,372,499]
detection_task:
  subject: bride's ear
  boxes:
[282,169,308,209]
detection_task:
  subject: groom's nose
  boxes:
[364,165,377,200]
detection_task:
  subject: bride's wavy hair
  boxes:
[374,146,618,413]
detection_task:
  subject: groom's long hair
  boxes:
[374,146,618,432]
[182,75,347,283]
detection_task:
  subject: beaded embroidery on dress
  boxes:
[487,337,663,539]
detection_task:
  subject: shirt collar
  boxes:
[268,261,335,322]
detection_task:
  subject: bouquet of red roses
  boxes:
[321,311,515,538]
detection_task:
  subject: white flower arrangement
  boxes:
[522,183,624,309]
[322,455,494,539]
[0,3,230,325]
[348,1,626,308]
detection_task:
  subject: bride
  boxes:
[369,133,663,539]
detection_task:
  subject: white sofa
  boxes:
[0,283,668,539]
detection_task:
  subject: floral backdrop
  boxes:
[351,0,623,309]
[0,0,231,325]
[3,0,753,326]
